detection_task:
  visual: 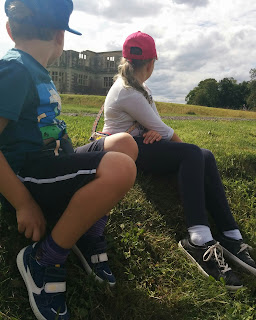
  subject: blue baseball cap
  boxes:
[5,0,82,35]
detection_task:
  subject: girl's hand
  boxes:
[143,130,162,144]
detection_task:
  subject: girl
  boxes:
[103,31,256,290]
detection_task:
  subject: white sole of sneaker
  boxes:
[16,245,47,320]
[178,241,243,291]
[221,246,256,276]
[72,245,116,287]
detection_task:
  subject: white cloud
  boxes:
[1,0,256,103]
[75,0,164,22]
[172,0,210,8]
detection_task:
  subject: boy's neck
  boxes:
[15,40,55,68]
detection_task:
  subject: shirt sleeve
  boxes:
[0,61,31,121]
[120,89,174,140]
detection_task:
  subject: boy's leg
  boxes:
[16,151,136,320]
[51,151,136,248]
[74,133,138,284]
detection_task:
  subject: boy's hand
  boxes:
[143,130,162,144]
[16,201,46,242]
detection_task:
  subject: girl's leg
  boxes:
[76,133,138,161]
[201,149,239,232]
[134,137,209,228]
[201,150,256,275]
[104,132,138,161]
[134,138,242,287]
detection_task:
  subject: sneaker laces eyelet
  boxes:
[238,243,252,254]
[203,242,231,274]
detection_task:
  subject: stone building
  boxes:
[47,49,122,95]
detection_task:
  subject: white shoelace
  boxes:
[203,242,231,274]
[238,243,252,254]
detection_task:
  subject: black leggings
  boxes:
[134,137,238,232]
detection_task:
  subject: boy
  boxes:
[0,0,137,319]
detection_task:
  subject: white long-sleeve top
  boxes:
[103,77,174,140]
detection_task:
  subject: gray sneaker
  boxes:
[179,238,243,291]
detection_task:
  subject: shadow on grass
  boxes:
[0,215,211,320]
[1,174,256,320]
[136,172,187,242]
[0,206,188,320]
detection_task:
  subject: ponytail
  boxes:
[115,57,153,104]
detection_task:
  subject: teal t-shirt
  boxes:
[0,49,66,173]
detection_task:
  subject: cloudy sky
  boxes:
[1,0,256,103]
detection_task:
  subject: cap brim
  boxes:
[67,27,82,36]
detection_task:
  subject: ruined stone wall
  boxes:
[47,49,122,95]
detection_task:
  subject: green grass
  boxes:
[60,94,256,119]
[155,102,256,119]
[0,103,256,319]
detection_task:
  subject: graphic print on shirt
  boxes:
[37,82,66,141]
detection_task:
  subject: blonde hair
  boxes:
[115,57,154,104]
[7,1,56,41]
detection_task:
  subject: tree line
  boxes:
[185,69,256,110]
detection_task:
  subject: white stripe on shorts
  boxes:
[17,169,96,185]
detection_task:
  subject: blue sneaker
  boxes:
[72,236,116,286]
[16,243,69,320]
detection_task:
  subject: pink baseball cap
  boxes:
[122,31,157,61]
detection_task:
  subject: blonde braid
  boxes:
[114,57,153,104]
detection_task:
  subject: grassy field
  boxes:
[0,98,256,320]
[60,94,256,119]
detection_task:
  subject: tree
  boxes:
[249,68,256,80]
[246,68,256,110]
[186,78,220,108]
[237,81,250,109]
[186,76,250,109]
[218,77,237,108]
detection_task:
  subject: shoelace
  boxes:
[237,243,252,254]
[203,242,231,274]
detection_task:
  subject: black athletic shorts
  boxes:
[12,138,106,221]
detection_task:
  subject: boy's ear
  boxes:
[55,30,65,46]
[6,21,14,41]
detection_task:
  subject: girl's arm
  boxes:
[122,92,174,140]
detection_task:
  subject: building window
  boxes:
[59,72,64,83]
[79,53,87,60]
[52,71,58,82]
[106,56,115,68]
[78,74,83,84]
[83,75,89,86]
[104,77,113,88]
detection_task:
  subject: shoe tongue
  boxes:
[204,240,217,247]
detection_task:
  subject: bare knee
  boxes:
[96,151,137,190]
[104,133,138,161]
